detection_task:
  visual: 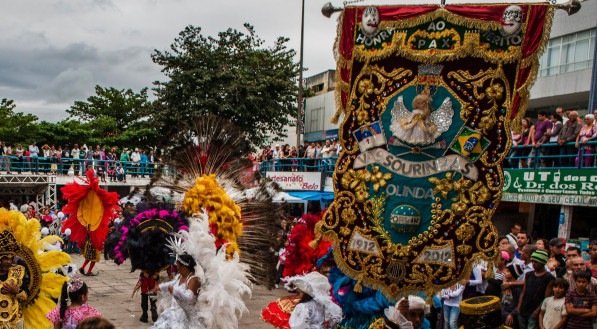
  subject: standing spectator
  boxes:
[549,238,567,278]
[71,144,81,176]
[517,249,555,329]
[502,267,521,327]
[558,111,581,167]
[575,114,597,167]
[545,113,563,167]
[147,149,155,175]
[29,142,39,174]
[530,111,553,168]
[516,231,532,261]
[1,142,10,173]
[510,126,524,168]
[589,241,597,279]
[440,282,465,329]
[119,148,129,177]
[556,107,568,124]
[272,145,281,172]
[567,257,597,294]
[62,145,72,175]
[130,148,140,178]
[539,278,568,329]
[507,223,522,251]
[0,141,4,173]
[305,143,316,171]
[140,150,148,178]
[565,271,596,329]
[321,140,335,171]
[14,143,24,173]
[520,117,534,168]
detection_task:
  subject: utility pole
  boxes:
[297,0,305,150]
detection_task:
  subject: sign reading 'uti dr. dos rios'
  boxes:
[266,172,322,191]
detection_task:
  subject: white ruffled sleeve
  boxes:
[159,279,175,293]
[172,283,196,304]
[289,303,311,329]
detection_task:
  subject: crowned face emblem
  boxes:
[501,5,523,36]
[362,7,380,36]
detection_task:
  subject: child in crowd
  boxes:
[501,267,519,328]
[107,166,116,182]
[539,278,568,329]
[565,270,596,329]
[47,278,102,329]
[440,281,465,329]
[133,270,159,323]
[96,165,106,183]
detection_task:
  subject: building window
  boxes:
[308,107,324,133]
[539,28,595,77]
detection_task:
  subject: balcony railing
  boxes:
[0,156,169,180]
[259,141,597,175]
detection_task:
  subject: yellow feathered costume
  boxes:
[0,209,71,329]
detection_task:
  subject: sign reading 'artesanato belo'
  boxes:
[323,4,554,298]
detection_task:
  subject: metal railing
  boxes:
[258,141,597,175]
[0,156,163,180]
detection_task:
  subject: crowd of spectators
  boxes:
[438,222,597,329]
[509,107,597,169]
[255,139,340,172]
[0,142,161,180]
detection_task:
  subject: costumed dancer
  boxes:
[369,295,430,329]
[60,169,119,276]
[286,271,343,329]
[133,270,160,323]
[152,211,252,329]
[46,278,102,329]
[0,209,71,329]
[261,212,332,329]
[150,115,280,288]
[112,207,188,324]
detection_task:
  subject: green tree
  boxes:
[0,98,39,144]
[66,86,157,148]
[151,24,299,148]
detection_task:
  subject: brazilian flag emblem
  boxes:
[449,126,490,161]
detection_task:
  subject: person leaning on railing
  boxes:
[558,110,581,167]
[543,113,563,167]
[575,114,597,168]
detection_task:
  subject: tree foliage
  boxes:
[151,24,299,148]
[0,98,39,144]
[66,86,158,148]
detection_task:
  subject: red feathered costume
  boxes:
[282,212,331,278]
[61,169,119,275]
[262,211,332,329]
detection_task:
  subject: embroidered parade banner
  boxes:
[323,3,553,297]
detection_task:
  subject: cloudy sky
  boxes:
[0,0,339,121]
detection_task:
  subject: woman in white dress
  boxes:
[151,254,202,329]
[288,271,343,329]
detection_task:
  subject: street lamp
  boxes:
[296,0,305,151]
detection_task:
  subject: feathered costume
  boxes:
[0,209,71,329]
[262,212,332,329]
[283,212,332,278]
[152,212,252,329]
[60,169,120,261]
[148,115,281,288]
[113,208,188,273]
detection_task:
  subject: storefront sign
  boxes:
[266,172,322,191]
[502,169,597,207]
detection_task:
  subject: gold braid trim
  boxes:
[460,295,501,315]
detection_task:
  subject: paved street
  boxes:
[70,254,286,328]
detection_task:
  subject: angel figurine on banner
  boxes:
[389,86,453,146]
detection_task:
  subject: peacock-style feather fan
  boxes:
[147,115,281,288]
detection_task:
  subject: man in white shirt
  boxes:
[130,148,141,178]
